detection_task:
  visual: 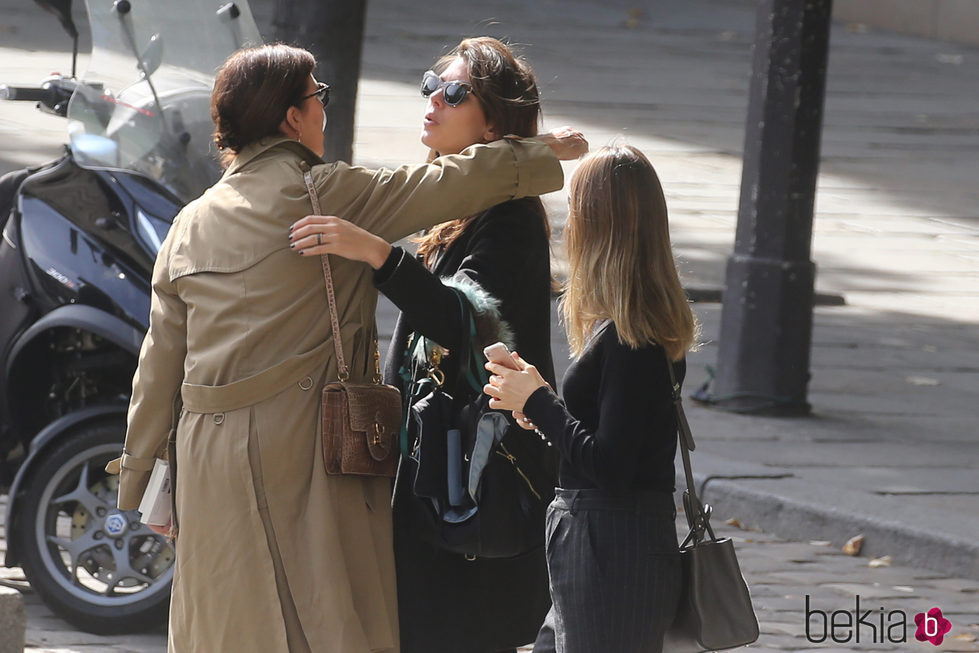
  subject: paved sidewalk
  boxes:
[4,498,978,651]
[327,0,979,581]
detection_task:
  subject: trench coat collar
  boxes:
[223,136,325,177]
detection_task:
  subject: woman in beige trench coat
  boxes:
[106,44,584,653]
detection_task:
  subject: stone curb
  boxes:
[0,586,26,653]
[553,286,846,307]
[683,285,846,306]
[676,471,979,581]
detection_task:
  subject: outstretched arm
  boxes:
[306,129,585,243]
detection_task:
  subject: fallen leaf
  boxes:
[843,534,864,556]
[906,376,940,386]
[935,53,964,65]
[809,540,832,547]
[621,8,644,29]
[725,518,743,528]
[869,556,892,568]
[952,633,977,642]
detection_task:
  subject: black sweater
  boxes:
[523,321,684,495]
[370,198,557,651]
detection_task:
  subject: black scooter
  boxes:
[0,0,261,633]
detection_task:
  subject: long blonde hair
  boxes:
[560,145,699,361]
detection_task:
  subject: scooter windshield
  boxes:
[67,0,262,203]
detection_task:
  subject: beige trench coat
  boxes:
[109,136,563,653]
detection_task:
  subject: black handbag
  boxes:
[395,288,552,559]
[663,357,760,652]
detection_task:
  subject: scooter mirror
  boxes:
[34,0,78,39]
[140,34,164,79]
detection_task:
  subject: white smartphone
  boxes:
[483,342,520,370]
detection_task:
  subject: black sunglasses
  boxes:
[420,70,473,107]
[298,82,330,107]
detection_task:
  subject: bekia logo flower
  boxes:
[914,607,951,646]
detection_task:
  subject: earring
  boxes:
[297,128,303,144]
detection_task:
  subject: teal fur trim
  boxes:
[443,272,515,349]
[412,273,515,368]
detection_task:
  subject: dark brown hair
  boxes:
[416,37,547,266]
[211,44,316,163]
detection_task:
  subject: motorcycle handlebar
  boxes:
[0,85,49,102]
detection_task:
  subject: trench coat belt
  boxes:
[180,339,332,414]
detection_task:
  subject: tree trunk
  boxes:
[272,0,367,163]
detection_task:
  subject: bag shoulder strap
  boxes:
[666,353,716,545]
[302,165,381,384]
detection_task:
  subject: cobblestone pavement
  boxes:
[3,492,977,653]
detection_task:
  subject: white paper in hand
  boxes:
[138,458,171,526]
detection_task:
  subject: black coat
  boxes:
[375,198,558,653]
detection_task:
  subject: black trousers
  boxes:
[533,489,682,653]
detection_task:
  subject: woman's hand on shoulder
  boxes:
[538,126,588,160]
[289,215,392,269]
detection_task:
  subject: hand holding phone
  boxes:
[484,343,537,428]
[483,342,520,370]
[483,342,550,426]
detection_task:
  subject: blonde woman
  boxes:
[484,144,699,652]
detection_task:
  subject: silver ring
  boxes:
[317,233,322,246]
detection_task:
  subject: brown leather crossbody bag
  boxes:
[302,165,400,478]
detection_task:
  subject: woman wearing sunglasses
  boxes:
[111,43,585,653]
[289,37,563,652]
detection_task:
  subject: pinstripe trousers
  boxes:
[533,489,682,653]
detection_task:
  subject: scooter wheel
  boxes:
[14,419,172,634]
